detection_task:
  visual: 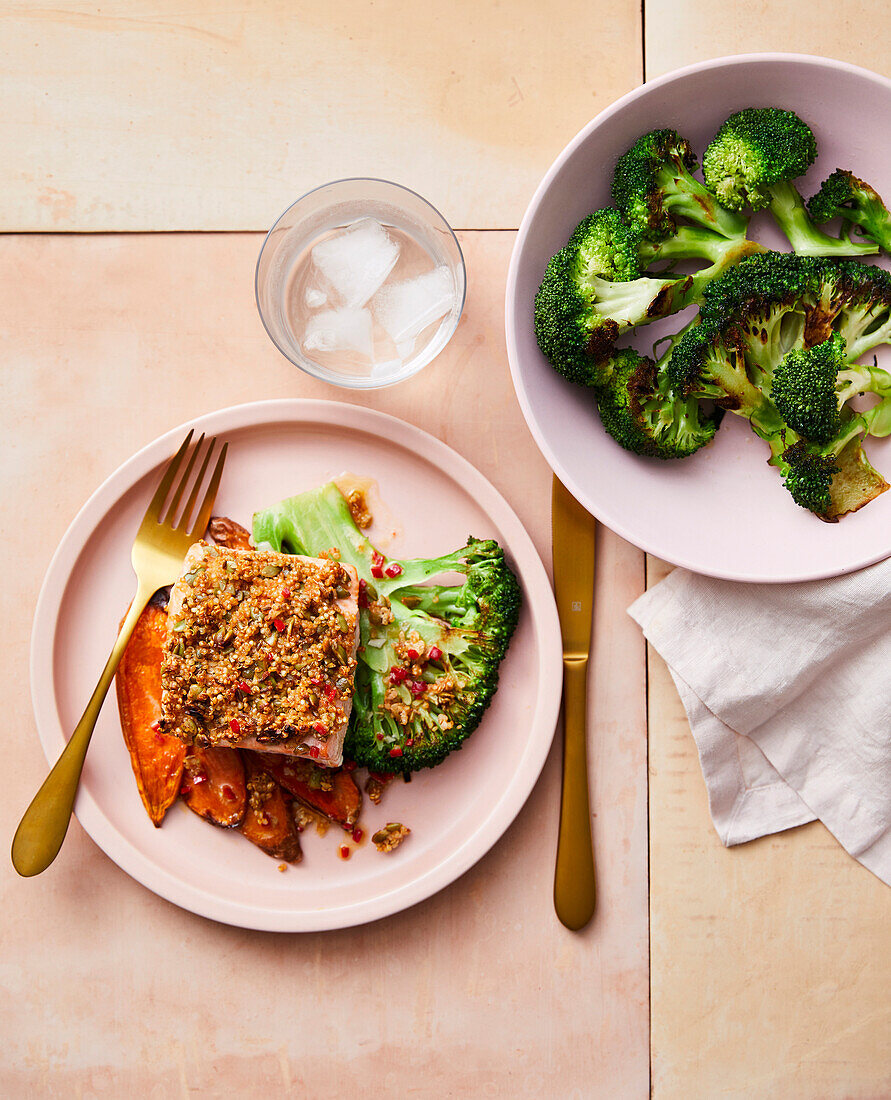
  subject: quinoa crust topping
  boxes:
[160,543,357,752]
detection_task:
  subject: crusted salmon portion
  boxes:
[160,541,359,767]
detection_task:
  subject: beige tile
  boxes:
[1,231,649,1097]
[0,0,642,231]
[645,0,891,81]
[646,556,891,1100]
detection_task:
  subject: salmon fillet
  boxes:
[160,541,359,767]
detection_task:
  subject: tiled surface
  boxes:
[0,0,642,231]
[641,25,891,1100]
[645,1,891,82]
[646,555,891,1100]
[5,5,891,1095]
[1,232,649,1097]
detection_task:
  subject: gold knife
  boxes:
[551,475,596,930]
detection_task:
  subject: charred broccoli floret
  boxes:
[808,170,891,254]
[534,210,696,383]
[702,109,878,258]
[252,483,520,774]
[612,128,748,243]
[667,315,785,439]
[534,208,757,384]
[669,253,891,517]
[594,345,720,459]
[769,418,887,520]
[771,333,849,443]
[774,439,840,515]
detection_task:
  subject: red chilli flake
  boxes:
[339,845,351,860]
[222,785,236,801]
[237,680,252,695]
[273,618,286,632]
[406,648,419,661]
[229,718,241,734]
[309,745,321,759]
[389,667,408,685]
[180,783,192,797]
[281,588,291,599]
[388,747,404,758]
[383,562,403,578]
[371,551,385,579]
[351,827,364,842]
[409,680,426,697]
[358,579,369,608]
[324,684,337,701]
[428,645,442,662]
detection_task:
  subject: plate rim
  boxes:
[505,52,891,584]
[30,398,563,931]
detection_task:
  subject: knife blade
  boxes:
[551,475,596,930]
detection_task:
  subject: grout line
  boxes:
[0,226,519,237]
[641,0,647,83]
[644,554,653,1099]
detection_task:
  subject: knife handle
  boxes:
[554,658,596,930]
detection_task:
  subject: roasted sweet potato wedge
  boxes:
[182,745,246,828]
[240,754,302,862]
[207,515,253,550]
[250,751,362,829]
[115,602,185,826]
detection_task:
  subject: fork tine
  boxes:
[143,430,193,523]
[161,432,204,527]
[189,442,228,538]
[177,436,216,532]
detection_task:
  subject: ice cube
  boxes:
[302,307,374,359]
[305,284,328,309]
[372,266,454,346]
[311,219,400,309]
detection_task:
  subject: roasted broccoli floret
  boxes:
[769,418,888,520]
[668,315,785,440]
[534,208,756,384]
[768,330,891,445]
[593,346,720,459]
[613,128,748,244]
[808,170,891,254]
[702,109,878,258]
[252,483,520,774]
[771,333,849,443]
[669,252,891,517]
[773,439,840,514]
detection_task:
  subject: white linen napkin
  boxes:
[628,560,891,885]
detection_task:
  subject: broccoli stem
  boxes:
[658,171,749,240]
[638,226,758,267]
[768,181,879,258]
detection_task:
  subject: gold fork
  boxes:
[12,431,228,877]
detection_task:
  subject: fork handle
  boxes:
[12,582,155,876]
[553,658,596,930]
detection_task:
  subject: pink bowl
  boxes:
[506,54,891,582]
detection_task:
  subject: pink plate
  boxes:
[506,54,891,582]
[30,400,562,931]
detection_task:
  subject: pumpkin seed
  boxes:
[260,564,282,578]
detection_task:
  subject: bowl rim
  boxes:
[505,52,891,582]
